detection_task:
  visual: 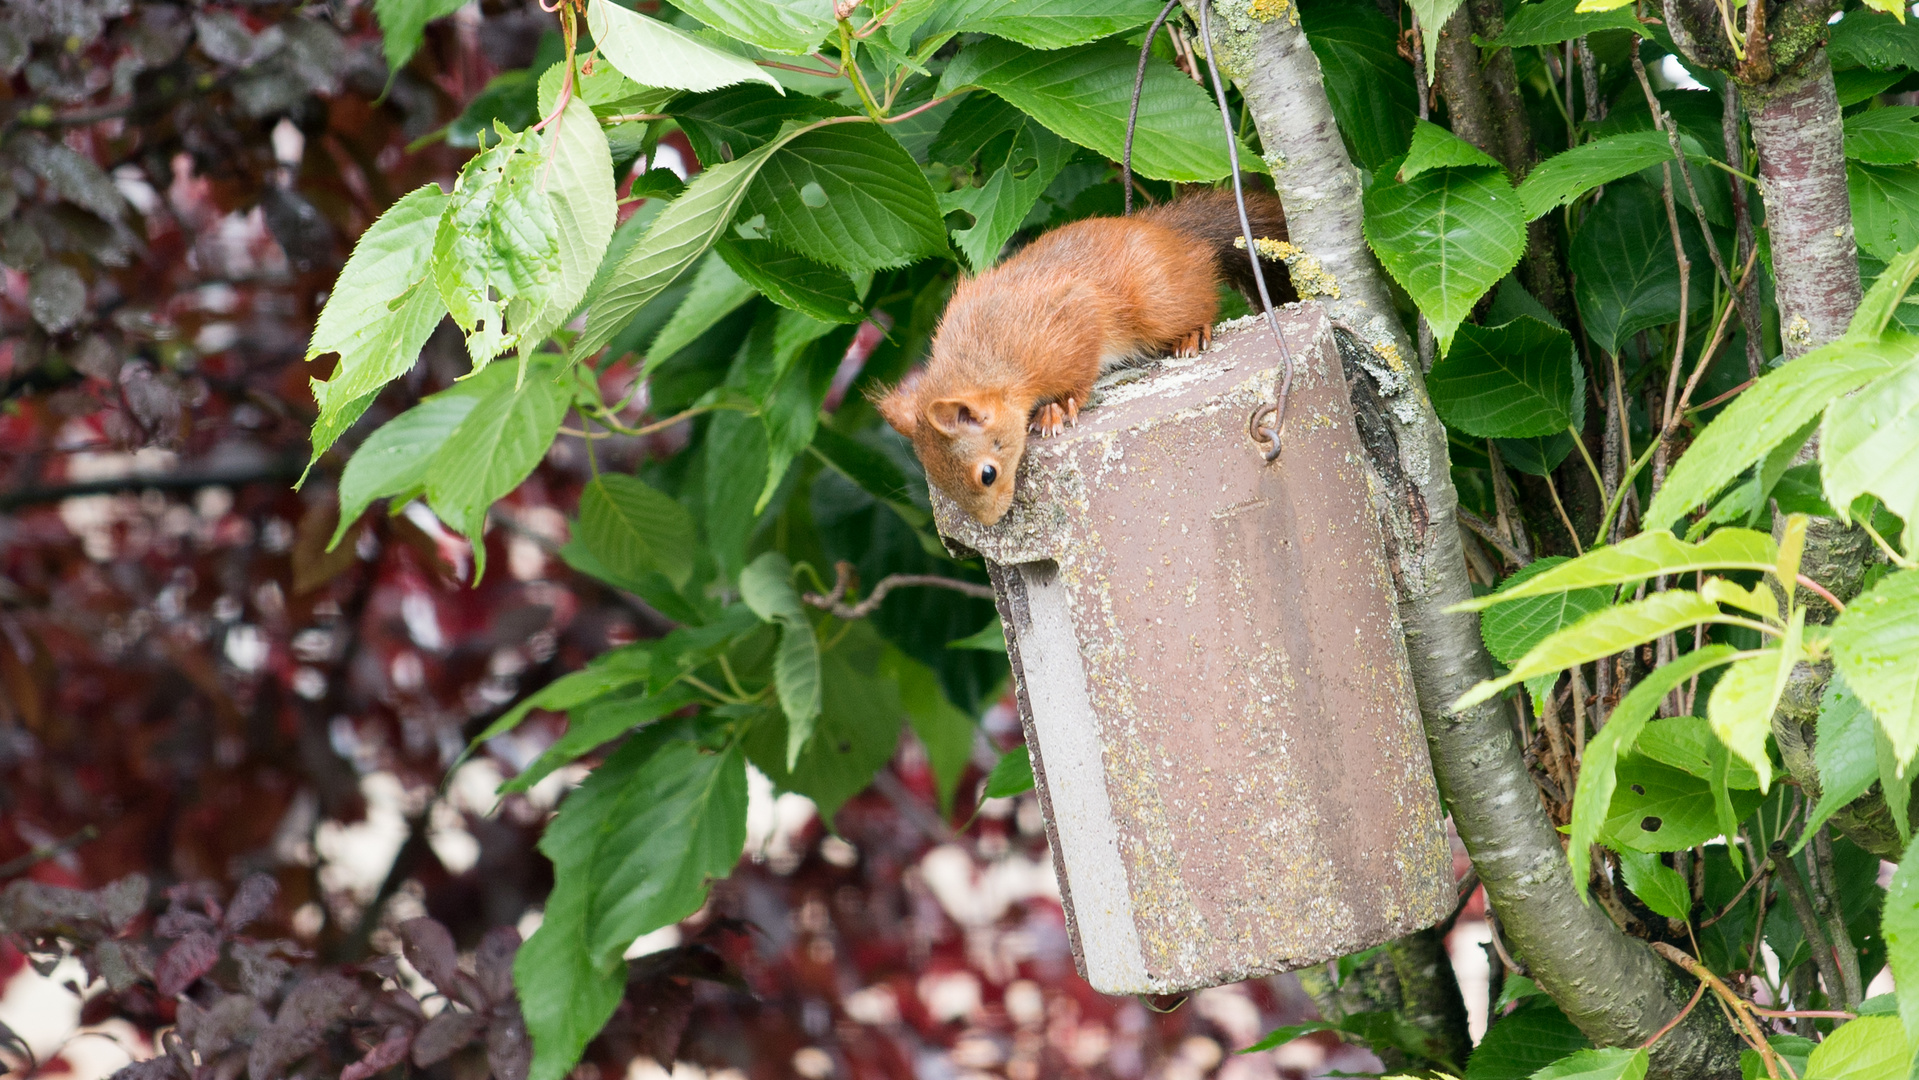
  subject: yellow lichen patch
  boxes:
[1783,312,1814,347]
[1370,337,1406,372]
[1232,238,1340,298]
[1248,0,1297,25]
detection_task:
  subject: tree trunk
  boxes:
[1743,53,1860,355]
[1194,4,1740,1074]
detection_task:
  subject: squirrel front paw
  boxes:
[1030,401,1066,437]
[1174,325,1212,358]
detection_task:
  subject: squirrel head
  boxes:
[874,384,1023,526]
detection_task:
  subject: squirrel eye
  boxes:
[979,463,998,487]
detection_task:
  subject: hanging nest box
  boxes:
[933,306,1454,996]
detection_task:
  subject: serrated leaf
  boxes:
[809,425,931,529]
[504,683,704,794]
[670,0,834,54]
[673,84,852,165]
[578,473,698,590]
[1601,756,1763,852]
[715,237,864,323]
[1832,570,1919,769]
[1846,107,1919,165]
[1399,119,1501,181]
[576,119,846,360]
[643,253,758,372]
[1477,0,1647,51]
[1427,316,1579,437]
[1363,158,1525,355]
[1568,646,1738,898]
[1456,530,1777,613]
[515,96,618,357]
[1850,161,1919,262]
[1615,850,1691,920]
[587,0,780,94]
[744,646,904,823]
[423,358,573,577]
[741,122,951,272]
[984,743,1034,798]
[1299,0,1417,173]
[884,647,975,813]
[739,551,805,622]
[330,387,484,549]
[1887,833,1919,1045]
[1801,1015,1910,1080]
[373,0,467,79]
[1464,997,1591,1080]
[307,185,449,456]
[1635,715,1763,789]
[1408,0,1464,81]
[1479,556,1611,664]
[1706,612,1805,793]
[433,133,561,366]
[1456,591,1724,709]
[1823,353,1919,538]
[938,108,1072,269]
[913,0,1161,50]
[1529,1048,1649,1080]
[1571,180,1706,356]
[1645,335,1918,529]
[1830,8,1919,70]
[774,621,822,769]
[1519,131,1675,219]
[472,660,652,748]
[937,37,1231,183]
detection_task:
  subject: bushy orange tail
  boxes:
[1139,188,1295,304]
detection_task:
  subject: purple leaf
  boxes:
[154,907,218,941]
[154,931,220,997]
[471,926,520,1006]
[397,918,460,997]
[95,875,150,933]
[222,875,278,934]
[410,1011,486,1067]
[485,1013,532,1080]
[339,1027,411,1080]
[106,1059,186,1080]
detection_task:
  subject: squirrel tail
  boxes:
[1139,187,1296,304]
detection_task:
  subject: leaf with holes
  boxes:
[1456,591,1723,709]
[741,123,950,272]
[938,107,1073,269]
[1427,316,1580,438]
[1601,756,1763,852]
[1363,158,1526,355]
[937,37,1231,183]
[577,473,698,590]
[432,131,561,365]
[1832,570,1919,770]
[513,96,617,359]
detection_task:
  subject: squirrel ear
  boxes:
[926,396,990,436]
[873,386,917,437]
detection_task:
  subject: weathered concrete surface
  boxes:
[937,306,1454,995]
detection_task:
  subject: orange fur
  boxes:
[874,189,1290,525]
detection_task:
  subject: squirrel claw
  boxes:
[1030,402,1066,437]
[1064,396,1080,427]
[1174,325,1212,358]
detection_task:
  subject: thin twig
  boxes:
[0,826,99,879]
[1769,840,1849,1012]
[1652,942,1782,1079]
[1640,980,1708,1050]
[1794,575,1845,614]
[1697,860,1768,930]
[1459,508,1530,568]
[803,561,994,619]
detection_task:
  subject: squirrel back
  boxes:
[874,187,1293,526]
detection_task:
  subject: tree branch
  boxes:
[802,560,994,620]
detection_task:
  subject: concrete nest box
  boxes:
[933,306,1454,996]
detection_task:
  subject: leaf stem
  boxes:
[1651,942,1781,1079]
[1793,574,1844,614]
[1570,423,1607,503]
[879,93,956,123]
[1858,514,1917,569]
[1545,469,1584,556]
[1639,979,1707,1050]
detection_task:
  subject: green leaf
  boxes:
[1846,107,1919,165]
[1601,756,1764,852]
[741,122,952,273]
[673,84,851,165]
[937,38,1232,183]
[578,473,699,590]
[517,856,625,1080]
[1363,157,1526,355]
[1479,556,1610,667]
[938,106,1073,269]
[473,660,652,748]
[745,645,905,823]
[1519,130,1675,220]
[1706,612,1805,793]
[1408,0,1464,82]
[306,184,449,456]
[1570,180,1705,357]
[1532,1048,1648,1080]
[1742,1038,1818,1080]
[1645,336,1918,530]
[1298,0,1417,174]
[1454,529,1777,612]
[1832,570,1919,769]
[373,0,467,79]
[948,616,1007,652]
[1464,997,1591,1080]
[1822,353,1919,540]
[576,119,849,360]
[1496,432,1575,476]
[1399,119,1502,181]
[1476,0,1648,51]
[1886,832,1919,1045]
[884,647,976,813]
[809,424,931,529]
[739,551,805,622]
[1802,676,1885,849]
[1456,591,1725,709]
[1829,8,1919,71]
[1853,244,1919,339]
[1634,715,1763,789]
[643,253,758,372]
[702,410,768,580]
[669,0,835,54]
[502,684,704,794]
[1239,1021,1341,1055]
[514,96,618,357]
[586,0,782,94]
[449,69,542,149]
[330,387,485,548]
[432,132,561,366]
[1839,69,1909,108]
[913,0,1161,50]
[423,357,574,575]
[1852,162,1919,262]
[1615,850,1691,921]
[1801,1015,1910,1080]
[1427,316,1579,438]
[774,620,823,769]
[984,743,1034,798]
[1568,646,1739,898]
[715,237,864,323]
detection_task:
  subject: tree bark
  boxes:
[1194,4,1740,1074]
[1298,927,1472,1072]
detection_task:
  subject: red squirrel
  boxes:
[873,188,1292,526]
